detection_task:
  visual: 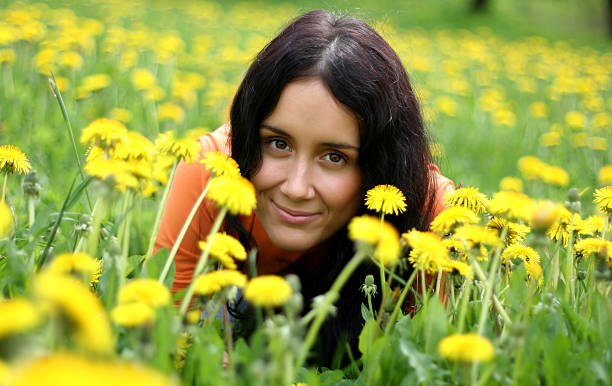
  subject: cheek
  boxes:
[321,171,362,212]
[251,156,281,192]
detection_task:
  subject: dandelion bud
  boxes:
[285,274,301,293]
[22,170,41,199]
[360,274,377,297]
[312,295,337,317]
[106,237,122,258]
[74,214,93,237]
[284,293,303,318]
[567,187,580,202]
[564,201,581,214]
[576,269,586,281]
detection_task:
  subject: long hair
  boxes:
[227,10,438,365]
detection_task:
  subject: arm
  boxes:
[154,132,226,294]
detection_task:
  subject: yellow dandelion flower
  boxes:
[80,73,111,93]
[487,217,530,246]
[443,259,473,279]
[487,191,536,222]
[583,215,611,235]
[529,101,548,118]
[502,244,540,265]
[348,215,401,266]
[112,131,154,162]
[35,273,113,354]
[110,108,132,123]
[518,156,547,180]
[244,275,292,307]
[443,187,488,214]
[0,298,40,339]
[154,130,201,164]
[0,200,15,239]
[84,158,141,192]
[540,131,561,147]
[7,353,178,386]
[453,225,501,248]
[430,206,479,235]
[565,111,586,128]
[207,175,257,216]
[198,232,247,270]
[546,209,587,246]
[403,230,450,274]
[111,302,155,327]
[574,238,610,258]
[525,261,543,287]
[0,145,31,175]
[593,186,612,216]
[530,201,562,231]
[365,184,407,215]
[597,166,612,185]
[201,152,240,177]
[131,68,157,90]
[157,102,185,123]
[80,118,128,150]
[541,165,569,187]
[47,252,101,286]
[193,270,247,296]
[438,333,494,363]
[118,279,170,308]
[499,177,523,192]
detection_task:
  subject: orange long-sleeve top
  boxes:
[153,124,455,294]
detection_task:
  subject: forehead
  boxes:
[262,78,360,147]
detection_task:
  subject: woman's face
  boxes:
[251,78,362,252]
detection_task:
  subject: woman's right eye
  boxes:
[269,138,289,151]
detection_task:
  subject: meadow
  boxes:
[0,0,611,385]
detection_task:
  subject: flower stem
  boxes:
[564,216,576,305]
[551,233,563,290]
[48,74,92,211]
[222,302,234,365]
[385,269,418,334]
[475,227,507,335]
[27,197,35,227]
[1,172,7,203]
[144,161,177,262]
[88,198,105,257]
[456,278,473,334]
[471,261,512,326]
[178,207,227,318]
[295,250,367,370]
[602,216,609,241]
[158,180,210,284]
[119,191,133,289]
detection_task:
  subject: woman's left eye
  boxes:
[323,152,346,164]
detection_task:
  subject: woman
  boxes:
[155,10,453,363]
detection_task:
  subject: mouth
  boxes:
[271,201,321,225]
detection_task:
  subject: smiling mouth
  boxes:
[271,201,320,225]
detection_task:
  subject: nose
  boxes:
[279,157,315,201]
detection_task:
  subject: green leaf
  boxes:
[358,318,381,356]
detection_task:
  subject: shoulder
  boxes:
[198,123,231,157]
[429,163,454,219]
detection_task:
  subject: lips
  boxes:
[271,201,320,225]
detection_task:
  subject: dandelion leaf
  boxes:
[358,318,381,355]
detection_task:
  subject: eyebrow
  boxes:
[260,124,360,151]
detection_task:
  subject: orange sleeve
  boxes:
[153,131,224,294]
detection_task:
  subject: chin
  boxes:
[268,231,318,252]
